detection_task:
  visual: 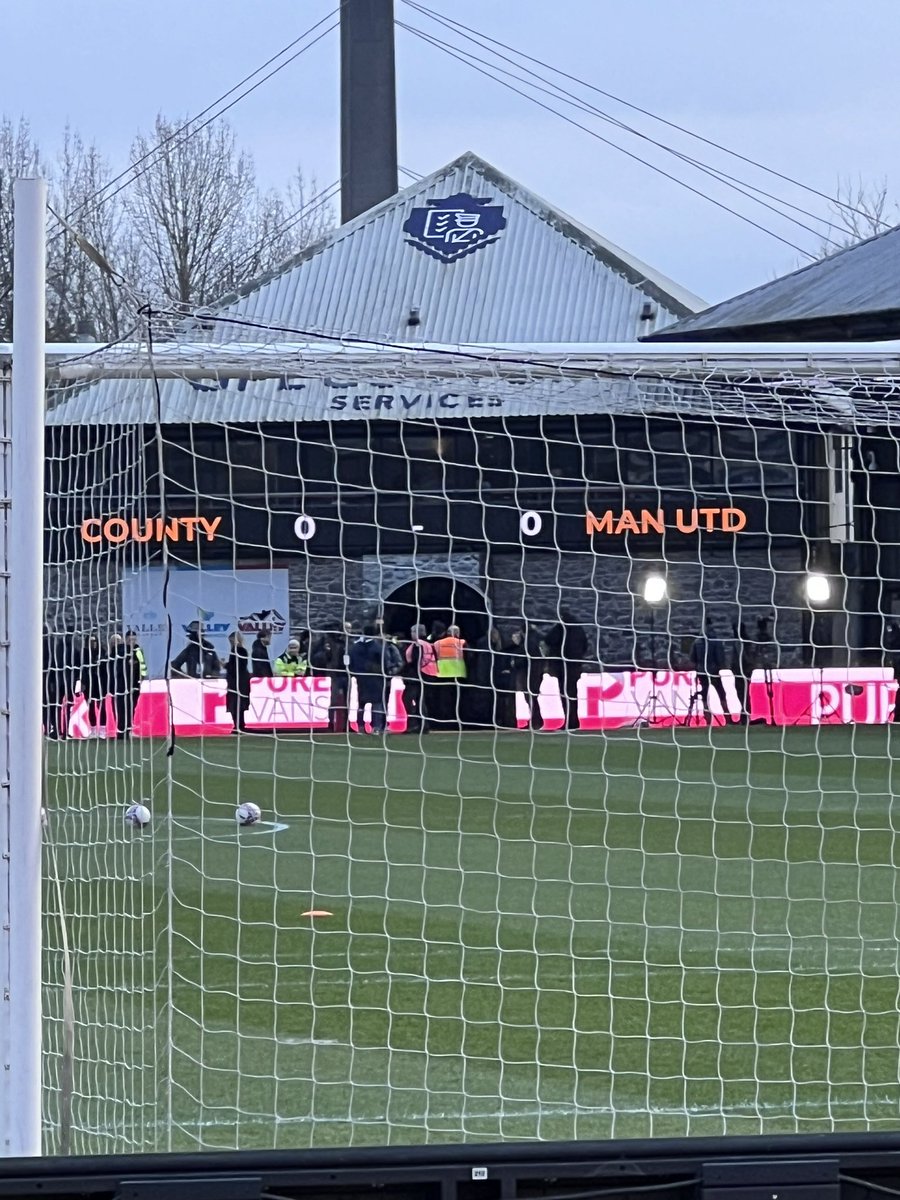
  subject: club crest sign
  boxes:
[402,193,507,263]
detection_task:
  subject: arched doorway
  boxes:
[382,576,489,645]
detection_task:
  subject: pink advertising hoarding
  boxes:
[56,668,899,738]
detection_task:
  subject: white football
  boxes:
[236,802,261,826]
[125,803,151,828]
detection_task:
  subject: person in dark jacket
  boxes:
[690,618,730,724]
[309,628,348,732]
[109,632,144,739]
[108,634,129,740]
[492,632,517,729]
[544,610,588,730]
[249,630,273,678]
[225,631,251,733]
[731,617,755,724]
[171,622,220,679]
[80,632,109,737]
[506,623,546,730]
[469,627,509,728]
[42,628,68,739]
[349,625,401,734]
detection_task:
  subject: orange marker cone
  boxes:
[302,909,333,917]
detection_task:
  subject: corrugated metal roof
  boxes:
[655,222,900,338]
[48,152,709,426]
[212,151,703,344]
[48,341,898,428]
[46,370,621,426]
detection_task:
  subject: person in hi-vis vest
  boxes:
[433,624,467,728]
[118,630,147,738]
[404,624,439,733]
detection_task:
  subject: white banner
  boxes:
[121,566,291,677]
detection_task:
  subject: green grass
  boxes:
[40,726,900,1153]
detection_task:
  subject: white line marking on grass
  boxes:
[171,817,289,842]
[277,1037,349,1046]
[66,1092,900,1138]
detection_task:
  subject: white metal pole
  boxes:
[2,178,47,1156]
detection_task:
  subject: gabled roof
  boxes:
[213,151,703,345]
[652,221,900,340]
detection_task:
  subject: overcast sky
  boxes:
[7,0,899,306]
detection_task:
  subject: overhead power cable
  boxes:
[398,21,817,259]
[51,10,339,240]
[227,180,342,283]
[398,18,838,251]
[398,8,840,247]
[402,0,891,233]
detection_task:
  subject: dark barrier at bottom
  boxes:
[4,1133,900,1200]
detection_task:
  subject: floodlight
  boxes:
[643,575,667,604]
[805,573,831,604]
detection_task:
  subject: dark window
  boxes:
[473,429,514,493]
[300,438,336,488]
[336,437,374,488]
[397,429,450,493]
[580,444,619,485]
[720,428,794,492]
[222,430,268,497]
[166,430,226,495]
[621,424,710,487]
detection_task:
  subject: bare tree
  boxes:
[47,128,134,341]
[0,117,44,339]
[218,169,335,295]
[819,176,900,257]
[0,111,333,336]
[124,115,259,308]
[285,168,334,253]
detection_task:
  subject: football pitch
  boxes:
[42,726,900,1153]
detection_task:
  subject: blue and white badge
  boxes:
[402,193,507,263]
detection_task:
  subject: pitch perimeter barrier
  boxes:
[6,1131,900,1198]
[49,667,900,737]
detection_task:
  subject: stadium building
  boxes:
[46,151,867,669]
[650,222,900,658]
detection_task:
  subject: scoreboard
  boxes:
[57,490,805,562]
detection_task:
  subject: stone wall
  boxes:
[486,541,806,668]
[45,541,809,669]
[288,552,485,633]
[287,556,365,632]
[285,541,808,667]
[44,559,121,634]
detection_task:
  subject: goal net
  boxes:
[38,321,900,1151]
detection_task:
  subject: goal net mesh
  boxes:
[38,319,900,1151]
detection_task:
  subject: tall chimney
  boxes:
[340,0,398,224]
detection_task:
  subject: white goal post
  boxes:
[2,178,47,1158]
[10,225,900,1152]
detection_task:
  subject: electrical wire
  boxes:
[397,11,842,247]
[402,0,892,232]
[398,19,837,251]
[226,179,341,284]
[397,21,817,259]
[50,10,339,241]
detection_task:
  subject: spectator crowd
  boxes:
[42,613,593,738]
[42,607,797,737]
